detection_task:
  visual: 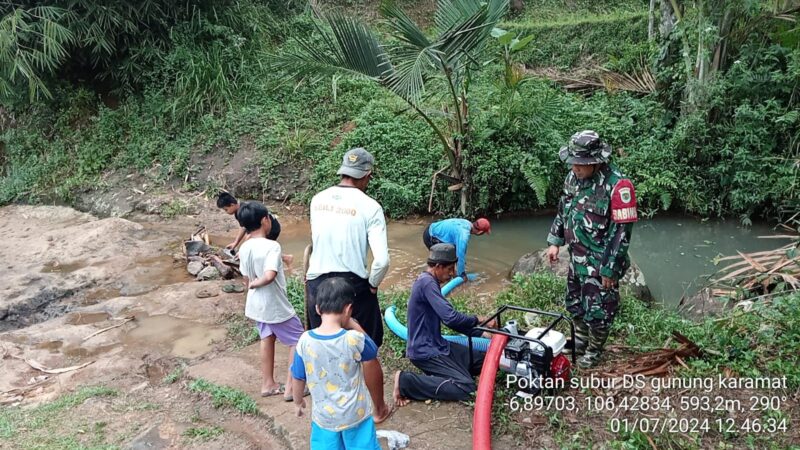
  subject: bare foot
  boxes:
[392,371,410,408]
[372,401,393,424]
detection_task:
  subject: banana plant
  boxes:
[490,27,533,93]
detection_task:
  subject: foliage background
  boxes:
[1,0,798,223]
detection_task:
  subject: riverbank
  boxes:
[0,205,493,449]
[381,273,800,448]
[149,190,786,305]
[1,204,798,449]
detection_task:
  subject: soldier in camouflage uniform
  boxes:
[546,130,638,369]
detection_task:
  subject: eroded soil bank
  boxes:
[0,205,509,449]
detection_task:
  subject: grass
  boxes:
[502,9,648,29]
[188,378,259,415]
[0,386,118,449]
[159,199,191,218]
[163,366,184,384]
[223,312,260,349]
[182,425,224,442]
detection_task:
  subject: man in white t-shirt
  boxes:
[238,201,304,400]
[306,147,392,422]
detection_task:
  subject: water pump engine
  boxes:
[470,306,575,396]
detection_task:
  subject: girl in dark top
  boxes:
[217,192,281,252]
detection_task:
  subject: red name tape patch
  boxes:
[611,179,638,223]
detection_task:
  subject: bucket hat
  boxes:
[558,130,612,165]
[427,243,458,265]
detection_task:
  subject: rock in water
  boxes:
[510,247,653,302]
[196,266,221,281]
[186,261,205,276]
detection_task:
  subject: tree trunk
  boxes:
[659,0,676,38]
[451,153,466,214]
[648,0,657,40]
[654,0,681,107]
[712,8,733,72]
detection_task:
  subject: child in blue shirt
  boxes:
[291,277,381,450]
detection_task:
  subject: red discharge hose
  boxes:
[473,333,509,450]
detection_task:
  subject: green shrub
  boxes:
[311,99,440,218]
[504,10,650,71]
[1,0,797,224]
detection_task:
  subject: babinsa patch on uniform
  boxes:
[611,179,638,223]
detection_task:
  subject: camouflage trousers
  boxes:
[565,267,620,328]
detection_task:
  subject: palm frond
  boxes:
[380,0,438,103]
[383,43,437,103]
[707,240,800,300]
[267,12,391,84]
[434,0,484,34]
[380,0,432,49]
[434,0,508,35]
[434,0,508,70]
[436,9,489,62]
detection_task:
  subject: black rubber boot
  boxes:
[565,318,589,357]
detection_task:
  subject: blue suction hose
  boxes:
[441,272,478,296]
[383,272,491,352]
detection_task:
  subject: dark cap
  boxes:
[428,243,458,265]
[337,147,375,179]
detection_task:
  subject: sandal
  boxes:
[283,386,310,402]
[260,384,285,397]
[195,288,219,298]
[222,283,245,294]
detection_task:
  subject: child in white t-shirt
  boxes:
[238,201,304,400]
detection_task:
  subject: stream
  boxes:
[268,214,781,306]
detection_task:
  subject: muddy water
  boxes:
[122,314,227,358]
[64,311,111,325]
[33,315,226,359]
[467,215,782,304]
[249,215,781,306]
[116,255,194,296]
[138,213,780,306]
[80,287,123,306]
[41,260,92,273]
[36,340,64,352]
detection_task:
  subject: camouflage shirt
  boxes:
[547,164,634,280]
